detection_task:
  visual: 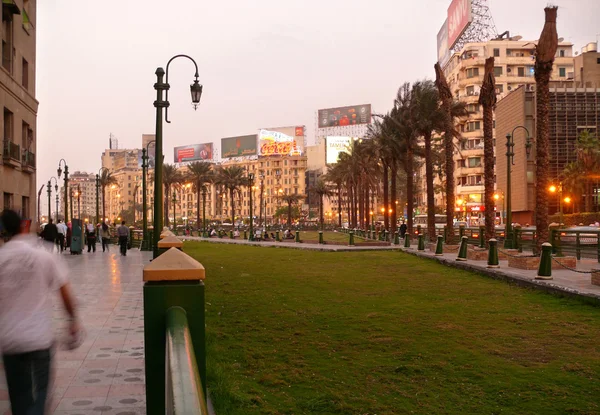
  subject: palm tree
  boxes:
[277,194,304,227]
[561,162,585,213]
[411,80,445,242]
[215,165,247,224]
[479,57,498,243]
[310,179,334,231]
[186,161,213,231]
[534,6,559,250]
[163,164,183,227]
[99,169,117,224]
[324,163,345,228]
[574,130,600,212]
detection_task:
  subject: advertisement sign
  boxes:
[173,143,213,163]
[448,0,472,49]
[258,129,303,157]
[437,19,451,67]
[221,135,257,159]
[326,136,353,164]
[295,126,304,136]
[318,104,371,128]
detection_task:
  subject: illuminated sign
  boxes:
[326,136,354,164]
[258,128,303,156]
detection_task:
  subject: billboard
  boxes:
[318,104,371,128]
[258,128,304,156]
[174,143,213,163]
[326,136,353,164]
[221,135,257,159]
[447,0,472,49]
[437,19,451,67]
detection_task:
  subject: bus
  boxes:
[413,214,446,233]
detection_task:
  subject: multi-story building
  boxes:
[59,171,96,223]
[0,0,37,227]
[496,84,600,224]
[432,36,575,225]
[574,42,600,88]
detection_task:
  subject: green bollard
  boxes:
[404,233,411,248]
[229,230,233,239]
[435,235,444,256]
[243,230,247,240]
[417,234,425,251]
[487,238,499,268]
[318,231,324,244]
[536,242,553,280]
[276,230,280,242]
[349,231,355,246]
[479,225,485,248]
[394,231,399,245]
[456,236,468,261]
[295,230,300,243]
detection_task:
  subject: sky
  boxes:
[36,0,598,201]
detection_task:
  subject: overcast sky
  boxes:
[36,0,598,198]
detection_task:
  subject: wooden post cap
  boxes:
[160,230,175,239]
[143,247,205,281]
[157,235,184,248]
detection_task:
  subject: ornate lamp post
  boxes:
[504,126,532,248]
[152,54,203,258]
[141,140,155,250]
[96,167,109,226]
[57,159,69,223]
[46,179,52,222]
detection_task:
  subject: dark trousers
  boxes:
[119,236,128,256]
[102,237,109,252]
[87,236,96,252]
[57,234,65,252]
[3,349,51,415]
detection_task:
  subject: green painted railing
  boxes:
[551,229,600,262]
[166,307,209,415]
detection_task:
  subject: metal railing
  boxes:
[166,306,208,415]
[3,140,20,161]
[22,150,35,168]
[551,229,600,262]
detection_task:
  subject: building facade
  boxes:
[59,171,96,223]
[434,36,575,225]
[0,0,37,227]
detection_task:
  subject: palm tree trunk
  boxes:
[102,186,106,223]
[425,132,436,242]
[406,146,415,235]
[346,187,351,228]
[364,183,369,229]
[480,57,497,243]
[319,195,324,231]
[337,182,342,227]
[358,178,364,229]
[534,7,559,250]
[391,162,397,234]
[196,188,201,231]
[230,189,235,224]
[586,181,592,212]
[287,202,292,227]
[165,187,170,227]
[383,163,389,230]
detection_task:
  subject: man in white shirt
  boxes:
[56,219,67,253]
[0,210,81,415]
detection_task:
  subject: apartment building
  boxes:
[59,171,96,222]
[0,0,37,226]
[574,42,600,88]
[429,36,575,225]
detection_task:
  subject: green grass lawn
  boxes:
[295,231,366,243]
[184,242,600,415]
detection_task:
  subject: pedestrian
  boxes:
[85,223,96,253]
[56,220,67,253]
[0,209,82,415]
[40,219,58,253]
[400,222,407,238]
[117,220,129,256]
[100,223,111,252]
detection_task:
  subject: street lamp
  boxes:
[96,167,109,226]
[47,177,58,223]
[248,172,255,241]
[141,140,155,250]
[504,125,532,248]
[57,159,69,223]
[564,196,571,214]
[369,210,374,231]
[549,183,565,226]
[152,54,203,258]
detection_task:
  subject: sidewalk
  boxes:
[399,245,600,302]
[0,247,151,415]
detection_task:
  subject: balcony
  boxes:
[21,150,35,173]
[3,140,21,168]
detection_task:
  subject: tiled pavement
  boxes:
[0,246,152,415]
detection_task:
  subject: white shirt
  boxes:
[56,222,68,235]
[0,235,68,354]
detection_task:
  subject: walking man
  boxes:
[56,220,67,253]
[40,219,58,253]
[117,220,129,256]
[85,223,96,253]
[399,222,407,238]
[0,209,82,415]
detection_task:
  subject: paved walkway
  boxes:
[0,247,152,415]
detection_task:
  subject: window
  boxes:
[466,86,475,96]
[21,57,28,88]
[466,67,479,78]
[2,9,13,73]
[559,67,566,77]
[493,48,500,57]
[559,49,565,57]
[493,66,503,77]
[517,67,525,77]
[467,103,479,113]
[495,84,504,94]
[597,58,600,64]
[284,160,288,166]
[468,157,481,168]
[3,192,13,210]
[4,107,13,141]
